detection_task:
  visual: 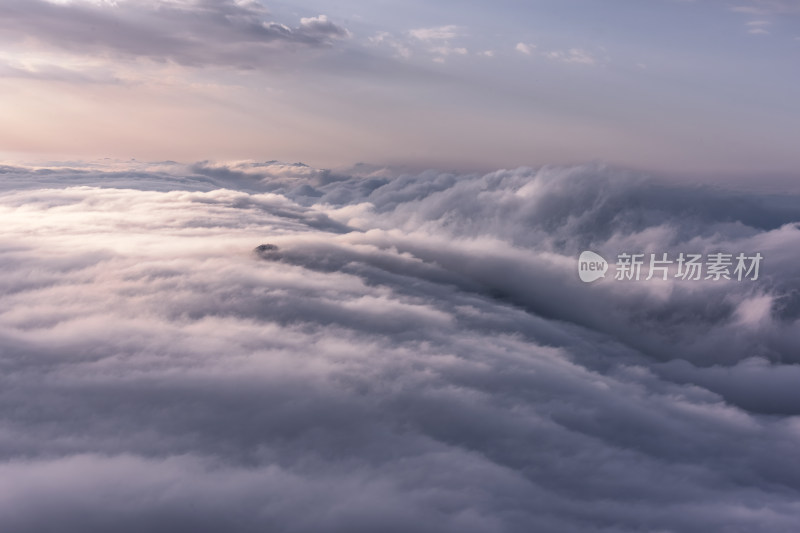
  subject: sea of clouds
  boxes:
[0,160,799,532]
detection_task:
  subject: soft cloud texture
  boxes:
[544,48,596,65]
[0,0,349,68]
[515,42,534,55]
[409,25,460,42]
[0,161,798,531]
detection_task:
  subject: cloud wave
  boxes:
[0,160,799,532]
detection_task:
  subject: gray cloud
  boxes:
[0,0,350,69]
[0,161,799,532]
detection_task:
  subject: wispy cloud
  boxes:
[409,24,460,41]
[403,24,470,62]
[544,48,596,65]
[515,42,534,55]
[732,0,800,15]
[746,19,771,34]
[369,31,412,58]
[0,0,350,69]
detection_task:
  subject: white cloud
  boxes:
[732,0,800,15]
[376,25,470,62]
[746,19,771,34]
[515,42,534,55]
[430,45,468,61]
[369,31,412,58]
[409,24,460,41]
[545,48,596,65]
[0,160,799,532]
[732,5,767,14]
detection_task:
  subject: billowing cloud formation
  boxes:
[0,0,349,68]
[0,160,799,532]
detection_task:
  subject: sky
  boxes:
[0,0,798,175]
[2,2,800,532]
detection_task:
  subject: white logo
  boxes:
[578,251,608,283]
[577,251,763,283]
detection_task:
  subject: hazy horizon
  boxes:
[0,0,798,175]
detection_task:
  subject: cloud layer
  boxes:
[0,161,799,532]
[0,0,349,68]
